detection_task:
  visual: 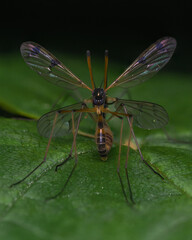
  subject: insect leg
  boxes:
[125,116,135,204]
[55,103,93,171]
[106,101,121,123]
[10,111,59,187]
[117,117,131,206]
[55,111,82,171]
[162,127,192,144]
[47,111,82,200]
[123,105,164,180]
[72,112,78,161]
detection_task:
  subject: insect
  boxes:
[10,37,177,205]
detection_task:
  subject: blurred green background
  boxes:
[0,1,192,240]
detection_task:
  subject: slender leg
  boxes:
[47,112,82,200]
[55,111,81,171]
[123,106,164,180]
[117,118,131,206]
[72,112,78,161]
[162,127,192,144]
[47,162,78,201]
[125,116,135,204]
[10,112,59,187]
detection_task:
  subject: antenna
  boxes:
[86,50,95,90]
[103,50,108,90]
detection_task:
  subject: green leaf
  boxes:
[0,115,192,240]
[1,51,192,240]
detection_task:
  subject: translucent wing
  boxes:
[106,37,176,90]
[21,42,91,91]
[115,99,169,129]
[37,103,85,138]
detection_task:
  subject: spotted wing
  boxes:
[115,99,169,129]
[21,42,91,91]
[106,37,176,90]
[37,103,86,138]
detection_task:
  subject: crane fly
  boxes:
[10,37,177,205]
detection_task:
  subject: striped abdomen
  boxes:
[95,117,113,161]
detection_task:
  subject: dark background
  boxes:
[1,0,191,72]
